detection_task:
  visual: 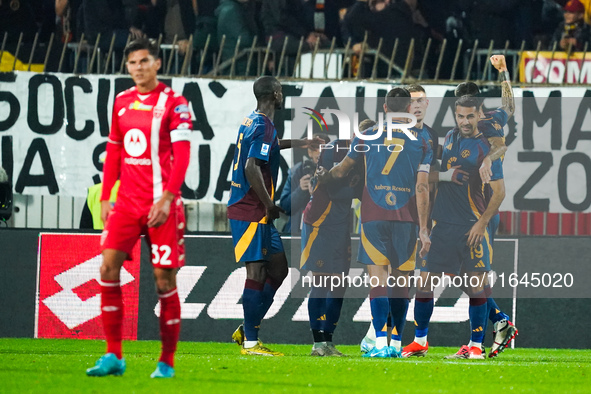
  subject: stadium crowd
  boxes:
[1,0,591,76]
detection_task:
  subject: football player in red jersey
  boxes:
[86,38,191,379]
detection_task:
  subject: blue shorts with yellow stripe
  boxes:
[421,221,492,275]
[300,223,351,274]
[229,219,284,263]
[358,221,417,271]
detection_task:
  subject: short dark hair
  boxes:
[406,84,425,94]
[253,76,280,101]
[454,82,480,98]
[455,95,481,110]
[124,38,159,60]
[358,119,377,131]
[385,87,411,112]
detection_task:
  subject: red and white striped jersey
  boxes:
[103,82,191,212]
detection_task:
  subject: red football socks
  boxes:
[158,288,181,367]
[100,280,123,359]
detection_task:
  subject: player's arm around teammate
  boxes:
[479,54,515,183]
[416,172,431,258]
[466,179,505,248]
[278,136,324,150]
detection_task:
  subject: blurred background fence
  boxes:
[2,30,590,85]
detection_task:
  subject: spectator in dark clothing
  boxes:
[56,0,83,42]
[419,0,454,41]
[343,0,424,77]
[0,0,56,70]
[304,0,354,47]
[531,0,564,48]
[552,0,591,50]
[279,133,329,234]
[82,0,147,51]
[0,0,51,44]
[215,0,261,75]
[193,0,219,73]
[147,0,196,55]
[459,0,514,48]
[261,0,327,55]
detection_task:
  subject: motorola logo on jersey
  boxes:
[124,157,152,166]
[124,128,148,157]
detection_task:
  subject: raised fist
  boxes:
[490,55,507,72]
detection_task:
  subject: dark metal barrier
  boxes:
[1,31,590,86]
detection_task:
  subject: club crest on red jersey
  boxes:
[154,107,165,119]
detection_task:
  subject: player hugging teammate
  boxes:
[357,55,518,360]
[403,55,518,360]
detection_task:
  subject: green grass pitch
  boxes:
[1,338,589,393]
